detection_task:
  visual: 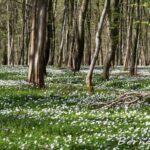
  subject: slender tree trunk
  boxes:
[74,0,89,71]
[44,0,53,74]
[123,0,134,70]
[7,1,13,66]
[129,0,140,76]
[67,0,76,70]
[49,0,57,65]
[102,0,120,80]
[58,0,67,67]
[85,0,92,65]
[86,0,110,89]
[18,0,26,65]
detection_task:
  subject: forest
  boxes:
[0,0,150,149]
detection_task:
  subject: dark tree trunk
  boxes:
[44,0,53,74]
[74,0,89,71]
[129,0,140,76]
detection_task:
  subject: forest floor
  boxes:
[0,66,150,149]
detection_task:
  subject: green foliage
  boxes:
[0,66,149,149]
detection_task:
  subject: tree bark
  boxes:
[28,0,48,87]
[102,0,120,80]
[86,0,110,89]
[129,0,140,76]
[123,0,134,70]
[74,0,89,71]
[58,0,68,67]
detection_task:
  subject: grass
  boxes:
[0,66,149,150]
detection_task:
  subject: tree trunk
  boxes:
[58,0,68,67]
[123,0,134,70]
[86,0,110,89]
[18,0,26,65]
[102,0,120,80]
[44,0,53,74]
[74,0,89,71]
[7,1,14,66]
[28,0,48,87]
[129,0,140,76]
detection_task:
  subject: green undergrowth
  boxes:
[0,72,25,80]
[0,66,149,149]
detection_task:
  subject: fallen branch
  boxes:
[101,92,150,109]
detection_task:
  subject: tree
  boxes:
[123,0,134,70]
[28,0,48,87]
[58,0,68,67]
[7,0,14,66]
[74,0,89,71]
[102,0,120,80]
[18,0,30,65]
[0,0,149,73]
[129,0,140,76]
[44,0,54,71]
[86,0,110,89]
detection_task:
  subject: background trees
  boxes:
[0,0,149,87]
